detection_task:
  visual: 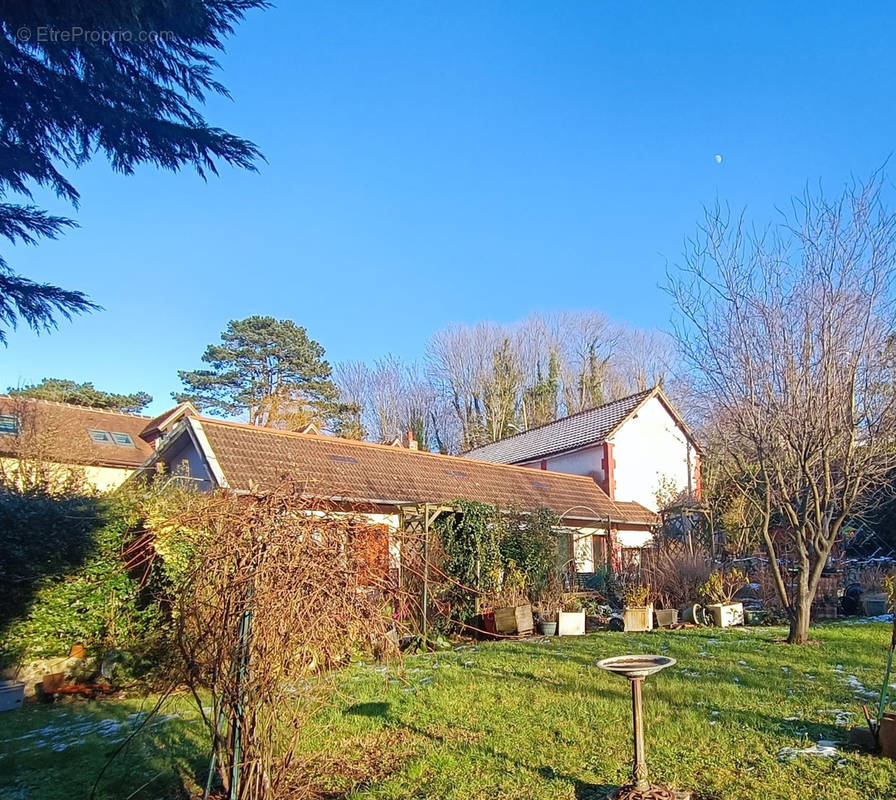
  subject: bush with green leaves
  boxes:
[0,483,182,670]
[501,507,562,600]
[434,501,562,623]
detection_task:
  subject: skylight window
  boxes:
[88,429,137,447]
[445,469,468,478]
[532,480,550,489]
[0,414,19,435]
[328,454,358,464]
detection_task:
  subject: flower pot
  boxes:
[557,610,585,636]
[538,620,557,636]
[654,608,678,628]
[680,603,706,625]
[0,681,25,712]
[862,593,889,617]
[880,712,896,759]
[707,602,744,628]
[494,604,534,635]
[623,604,654,632]
[743,609,767,626]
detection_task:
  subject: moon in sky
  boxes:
[714,154,723,164]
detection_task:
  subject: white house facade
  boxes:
[464,387,700,560]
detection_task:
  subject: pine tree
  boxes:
[8,378,152,413]
[0,1,265,342]
[176,316,346,429]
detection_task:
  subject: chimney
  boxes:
[407,430,418,451]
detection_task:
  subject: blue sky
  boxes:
[4,1,896,415]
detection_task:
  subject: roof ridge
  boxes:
[465,387,657,454]
[0,394,152,419]
[193,415,608,488]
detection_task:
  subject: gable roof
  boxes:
[0,396,155,469]
[464,389,651,464]
[148,416,657,527]
[463,387,700,465]
[139,402,198,443]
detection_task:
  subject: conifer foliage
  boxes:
[0,1,266,341]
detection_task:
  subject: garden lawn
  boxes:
[2,623,896,800]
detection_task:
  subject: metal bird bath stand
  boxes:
[597,655,682,800]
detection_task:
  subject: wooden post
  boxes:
[422,505,430,645]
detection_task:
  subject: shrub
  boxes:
[500,507,562,602]
[622,583,651,607]
[641,546,713,609]
[700,568,748,604]
[0,488,160,667]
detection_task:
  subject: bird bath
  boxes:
[597,655,685,800]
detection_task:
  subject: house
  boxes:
[135,415,658,574]
[0,396,197,492]
[464,387,701,552]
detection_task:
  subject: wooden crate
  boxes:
[494,604,534,635]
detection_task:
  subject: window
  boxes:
[88,429,138,447]
[328,454,359,464]
[88,429,113,444]
[0,414,19,435]
[444,469,468,478]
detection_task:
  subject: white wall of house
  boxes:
[518,444,606,486]
[608,395,696,512]
[0,456,134,492]
[617,528,654,548]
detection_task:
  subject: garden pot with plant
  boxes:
[534,606,558,636]
[557,597,585,636]
[622,584,653,632]
[701,569,747,627]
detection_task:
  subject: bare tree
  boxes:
[336,357,444,448]
[668,174,896,643]
[426,323,513,449]
[553,311,618,413]
[614,327,673,393]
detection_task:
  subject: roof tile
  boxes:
[194,418,655,526]
[0,396,154,469]
[464,389,655,464]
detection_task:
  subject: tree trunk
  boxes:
[787,571,812,644]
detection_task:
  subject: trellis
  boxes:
[397,503,455,642]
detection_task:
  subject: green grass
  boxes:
[3,623,896,799]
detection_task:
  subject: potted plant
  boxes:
[558,596,585,636]
[623,584,653,632]
[536,609,558,636]
[700,569,747,627]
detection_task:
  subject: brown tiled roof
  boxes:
[0,396,154,469]
[192,418,656,526]
[612,501,662,527]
